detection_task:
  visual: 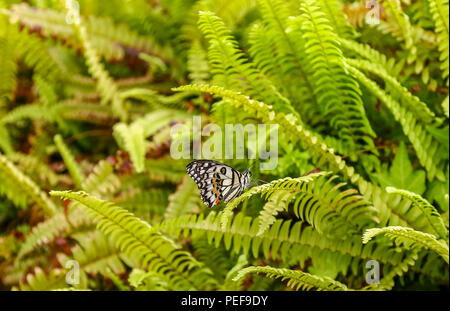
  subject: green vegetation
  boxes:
[0,0,448,291]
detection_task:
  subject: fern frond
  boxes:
[172,84,434,231]
[386,187,448,240]
[50,190,214,290]
[8,153,59,186]
[0,154,56,216]
[257,190,290,236]
[192,237,237,281]
[165,176,202,219]
[233,266,349,291]
[316,0,356,39]
[54,100,117,125]
[221,172,328,229]
[382,0,416,60]
[363,248,420,291]
[21,232,125,290]
[100,267,128,290]
[339,38,402,77]
[362,226,449,264]
[115,188,170,217]
[0,124,13,154]
[6,3,168,62]
[33,74,58,106]
[279,174,377,236]
[427,0,449,84]
[293,0,375,153]
[254,0,317,108]
[219,254,248,291]
[194,0,257,29]
[197,10,297,117]
[112,123,145,173]
[443,96,449,118]
[0,34,16,101]
[128,269,169,291]
[0,103,56,124]
[81,160,120,195]
[20,267,67,291]
[145,157,186,183]
[346,58,438,124]
[347,64,446,181]
[113,110,186,173]
[64,9,126,121]
[224,172,377,237]
[58,232,126,277]
[156,212,418,276]
[14,22,63,80]
[17,208,91,259]
[1,256,45,286]
[187,40,210,83]
[54,134,84,189]
[247,22,289,95]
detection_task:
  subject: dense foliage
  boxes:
[0,0,448,291]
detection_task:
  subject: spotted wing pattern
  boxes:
[186,160,245,208]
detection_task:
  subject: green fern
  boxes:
[219,254,248,291]
[293,0,376,153]
[81,160,120,195]
[0,33,16,101]
[19,267,67,291]
[221,171,377,236]
[382,0,416,61]
[172,84,436,232]
[187,40,210,83]
[386,187,448,240]
[165,176,202,219]
[156,212,419,277]
[50,190,215,290]
[362,226,449,264]
[253,0,317,111]
[17,208,91,259]
[63,8,126,121]
[54,134,84,189]
[347,63,446,181]
[197,10,297,118]
[427,0,449,84]
[0,124,13,154]
[0,154,57,216]
[0,0,448,292]
[113,110,186,173]
[6,3,168,63]
[57,232,126,281]
[233,266,349,291]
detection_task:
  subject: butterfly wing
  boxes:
[186,160,244,208]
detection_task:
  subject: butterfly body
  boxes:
[186,160,251,208]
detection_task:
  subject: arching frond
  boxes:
[386,187,448,240]
[0,154,57,216]
[427,0,449,84]
[363,226,449,263]
[50,190,215,290]
[172,84,436,232]
[54,134,84,189]
[233,266,349,291]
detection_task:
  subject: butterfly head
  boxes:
[242,169,252,189]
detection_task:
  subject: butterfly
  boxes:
[186,160,252,208]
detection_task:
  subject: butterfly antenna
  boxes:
[249,178,268,187]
